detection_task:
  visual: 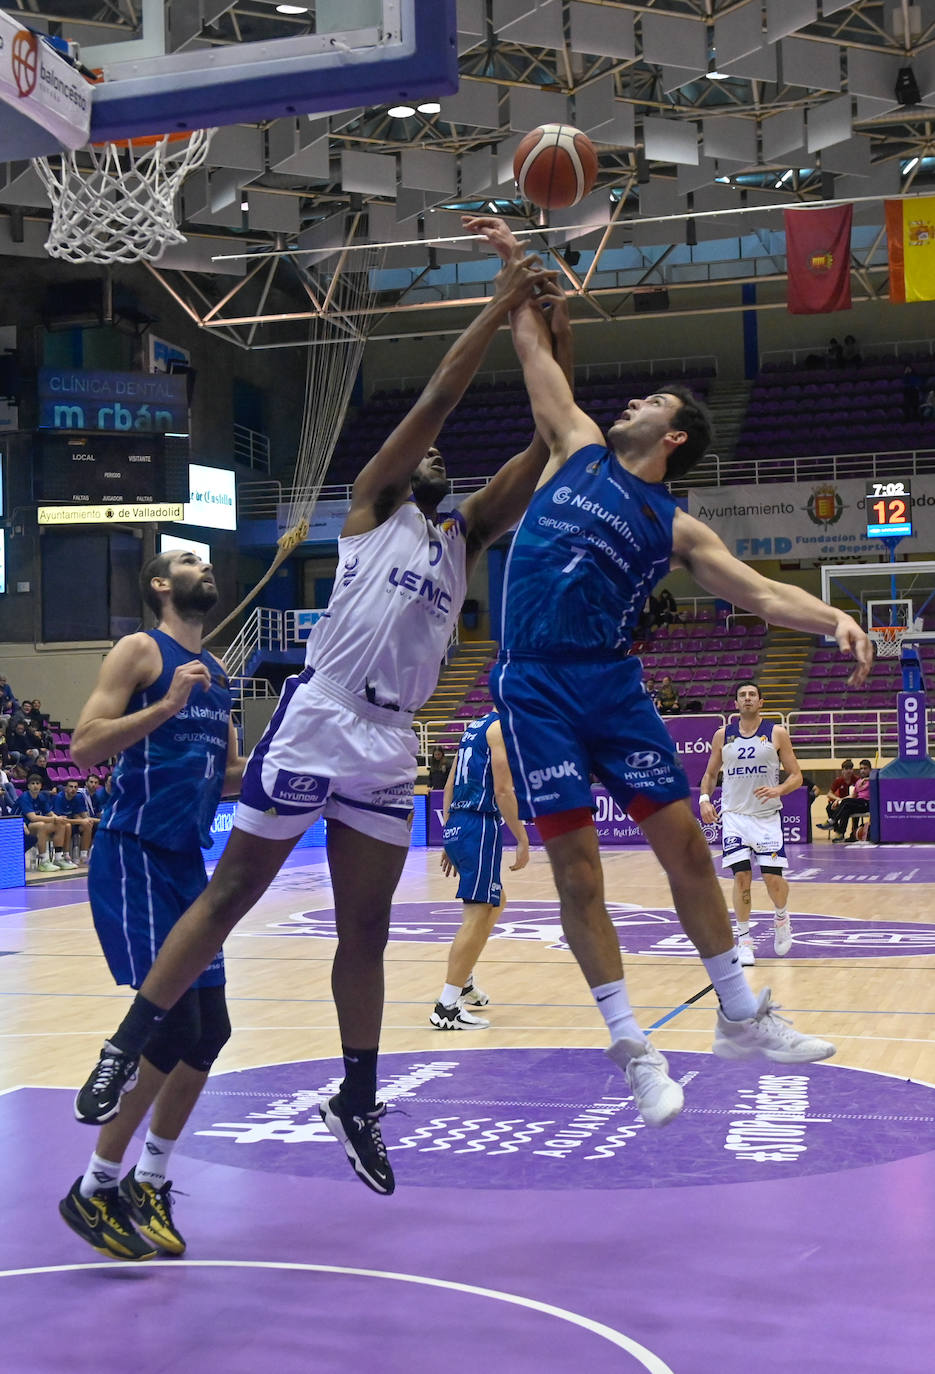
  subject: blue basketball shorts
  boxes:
[89,829,224,991]
[443,810,504,906]
[491,655,690,821]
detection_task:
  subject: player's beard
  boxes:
[171,578,219,617]
[411,470,449,507]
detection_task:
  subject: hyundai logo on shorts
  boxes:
[626,750,662,770]
[270,770,328,807]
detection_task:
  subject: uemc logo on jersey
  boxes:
[387,564,452,615]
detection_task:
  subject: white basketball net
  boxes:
[869,626,907,658]
[32,128,216,264]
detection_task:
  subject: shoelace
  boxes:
[757,1001,797,1039]
[90,1053,126,1094]
[351,1104,390,1162]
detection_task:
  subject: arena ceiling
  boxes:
[2,1,935,347]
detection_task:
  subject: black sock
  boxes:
[339,1046,379,1114]
[109,994,168,1057]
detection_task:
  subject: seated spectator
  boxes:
[841,334,861,366]
[428,746,450,790]
[903,365,923,420]
[26,700,53,748]
[817,758,855,830]
[6,718,42,761]
[53,778,96,863]
[0,675,15,731]
[828,337,844,367]
[0,762,16,809]
[655,587,681,625]
[644,674,658,705]
[831,759,871,842]
[920,382,935,421]
[636,596,658,639]
[22,751,55,793]
[656,675,681,715]
[14,775,76,871]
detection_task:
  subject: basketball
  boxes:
[513,124,598,210]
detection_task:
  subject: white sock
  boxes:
[702,948,759,1021]
[134,1131,176,1189]
[773,907,788,922]
[590,979,645,1045]
[80,1152,121,1198]
[736,920,750,935]
[440,982,462,1009]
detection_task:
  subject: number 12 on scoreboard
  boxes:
[865,479,913,540]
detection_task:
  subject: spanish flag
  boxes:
[886,197,935,302]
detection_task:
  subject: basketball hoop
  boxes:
[32,128,216,264]
[869,625,907,658]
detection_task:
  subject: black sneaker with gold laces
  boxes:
[59,1178,159,1261]
[119,1168,186,1255]
[319,1094,395,1195]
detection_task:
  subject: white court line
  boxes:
[1,1026,933,1044]
[0,1259,674,1370]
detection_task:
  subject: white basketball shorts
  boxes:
[720,810,788,870]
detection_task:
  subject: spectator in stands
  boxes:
[827,338,844,367]
[903,365,923,420]
[656,675,681,715]
[6,718,42,761]
[636,596,657,639]
[53,778,96,863]
[0,761,16,808]
[841,335,861,367]
[656,588,681,625]
[0,675,15,731]
[831,759,871,842]
[920,381,935,421]
[428,746,450,790]
[817,758,855,831]
[644,675,658,705]
[27,751,55,793]
[14,775,76,871]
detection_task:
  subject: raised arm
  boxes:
[672,511,873,686]
[460,277,575,557]
[70,634,212,769]
[344,253,548,536]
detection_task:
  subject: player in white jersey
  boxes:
[75,225,571,1197]
[700,682,803,966]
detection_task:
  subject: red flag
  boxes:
[784,205,853,314]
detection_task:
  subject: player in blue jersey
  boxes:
[59,549,244,1261]
[699,681,803,966]
[72,234,568,1199]
[431,710,529,1030]
[465,215,873,1130]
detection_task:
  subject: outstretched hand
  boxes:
[462,213,522,262]
[491,251,557,312]
[835,616,873,687]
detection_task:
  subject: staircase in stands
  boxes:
[699,378,752,464]
[758,627,813,717]
[418,639,498,728]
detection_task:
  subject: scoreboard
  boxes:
[36,432,167,505]
[865,479,913,541]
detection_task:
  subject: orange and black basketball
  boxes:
[513,124,598,210]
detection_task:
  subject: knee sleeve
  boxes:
[181,985,232,1072]
[760,865,784,876]
[142,989,201,1076]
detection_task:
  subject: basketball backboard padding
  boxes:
[87,2,458,143]
[0,13,92,158]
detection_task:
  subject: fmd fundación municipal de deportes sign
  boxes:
[38,369,188,433]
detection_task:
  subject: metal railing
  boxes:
[228,674,277,726]
[673,446,935,492]
[760,339,935,368]
[232,424,271,473]
[370,354,718,397]
[223,607,283,680]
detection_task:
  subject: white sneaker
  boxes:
[773,914,793,957]
[738,933,755,967]
[606,1038,684,1128]
[56,855,78,869]
[430,1002,490,1030]
[37,858,57,873]
[713,988,836,1064]
[460,980,490,1007]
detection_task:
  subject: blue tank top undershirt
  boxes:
[499,445,678,659]
[101,629,230,851]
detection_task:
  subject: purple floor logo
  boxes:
[259,900,935,958]
[182,1049,935,1191]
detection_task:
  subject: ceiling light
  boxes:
[715,175,731,184]
[903,156,920,174]
[275,5,309,13]
[388,104,416,118]
[241,199,249,211]
[775,169,794,188]
[707,69,729,81]
[417,101,441,114]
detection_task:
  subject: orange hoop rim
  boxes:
[89,130,199,152]
[870,626,906,641]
